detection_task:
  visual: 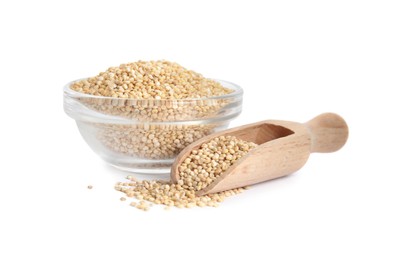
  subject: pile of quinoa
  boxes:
[71,60,235,160]
[71,60,232,99]
[115,136,258,211]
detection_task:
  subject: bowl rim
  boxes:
[63,78,243,102]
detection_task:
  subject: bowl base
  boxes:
[108,161,172,175]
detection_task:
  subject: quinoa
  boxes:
[177,136,258,191]
[71,60,232,99]
[70,60,235,161]
[97,123,214,159]
[115,136,257,210]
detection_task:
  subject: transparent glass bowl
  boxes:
[63,79,243,174]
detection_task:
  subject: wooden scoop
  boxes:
[171,113,348,196]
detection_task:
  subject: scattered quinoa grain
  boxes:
[126,175,135,181]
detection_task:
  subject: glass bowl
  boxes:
[63,79,243,174]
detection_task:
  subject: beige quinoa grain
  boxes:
[71,60,232,99]
[70,60,233,122]
[97,123,215,159]
[115,136,257,210]
[71,60,234,160]
[178,136,258,191]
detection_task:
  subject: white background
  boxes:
[0,0,401,259]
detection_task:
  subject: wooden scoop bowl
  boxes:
[171,113,348,196]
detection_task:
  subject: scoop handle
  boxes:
[304,113,348,153]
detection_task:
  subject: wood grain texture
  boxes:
[305,113,349,153]
[171,113,349,195]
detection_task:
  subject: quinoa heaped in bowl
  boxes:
[64,60,243,174]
